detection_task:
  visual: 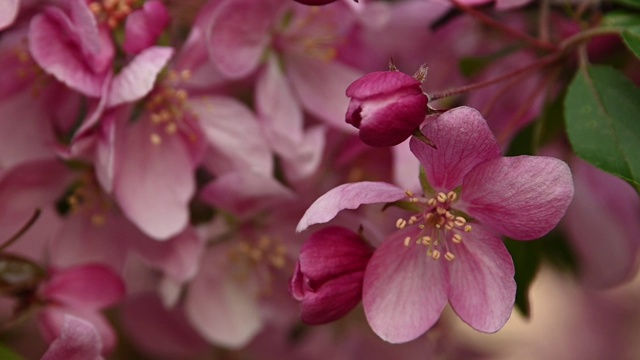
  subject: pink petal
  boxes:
[447,225,515,333]
[122,1,170,55]
[107,46,173,107]
[495,0,532,10]
[42,264,125,310]
[129,227,205,283]
[190,95,273,176]
[296,181,407,232]
[40,315,104,360]
[28,8,112,97]
[363,227,448,343]
[185,246,263,348]
[286,53,362,132]
[200,171,295,218]
[120,293,209,358]
[410,106,501,191]
[460,156,574,240]
[563,159,640,287]
[38,308,116,353]
[0,0,18,30]
[206,0,283,78]
[113,115,196,240]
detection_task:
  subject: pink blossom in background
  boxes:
[40,315,104,360]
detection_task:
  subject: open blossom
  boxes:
[345,65,429,147]
[297,106,574,342]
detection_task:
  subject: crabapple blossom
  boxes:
[297,106,574,342]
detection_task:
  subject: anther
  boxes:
[464,225,472,232]
[436,207,446,215]
[454,216,467,227]
[431,250,441,260]
[444,252,455,261]
[447,191,457,201]
[408,216,418,225]
[427,198,437,207]
[405,190,414,198]
[421,236,431,245]
[437,192,447,203]
[396,218,407,229]
[452,234,463,243]
[404,236,411,247]
[418,224,425,229]
[150,133,162,145]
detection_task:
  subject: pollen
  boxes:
[444,252,455,261]
[396,218,407,229]
[150,133,162,145]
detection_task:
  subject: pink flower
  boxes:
[122,1,170,55]
[290,226,373,324]
[297,106,574,342]
[345,66,429,147]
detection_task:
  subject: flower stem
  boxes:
[448,0,557,52]
[0,209,41,253]
[428,53,562,101]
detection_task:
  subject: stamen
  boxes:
[447,191,457,201]
[404,236,411,247]
[396,218,407,229]
[454,216,467,227]
[405,190,414,198]
[444,252,455,261]
[437,192,447,203]
[150,133,162,145]
[421,236,431,245]
[464,225,472,232]
[436,207,446,215]
[407,215,418,225]
[427,198,437,207]
[452,233,463,243]
[431,249,441,260]
[418,224,425,229]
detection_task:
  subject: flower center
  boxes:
[395,190,472,261]
[144,70,199,146]
[89,0,139,29]
[227,236,289,296]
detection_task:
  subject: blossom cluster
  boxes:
[0,0,639,359]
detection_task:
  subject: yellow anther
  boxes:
[447,191,457,201]
[436,207,446,215]
[421,236,431,245]
[408,215,418,225]
[454,216,467,227]
[405,190,414,198]
[396,218,407,229]
[150,133,162,145]
[91,214,106,226]
[425,213,433,220]
[444,252,455,261]
[431,250,441,260]
[165,122,178,134]
[427,198,437,207]
[180,69,192,80]
[404,236,411,247]
[418,224,425,229]
[437,192,448,203]
[464,225,472,232]
[445,222,454,231]
[445,211,455,220]
[452,234,463,243]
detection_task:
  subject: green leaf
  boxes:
[564,65,640,192]
[0,343,23,360]
[601,10,640,28]
[613,0,640,9]
[622,26,640,58]
[505,239,540,317]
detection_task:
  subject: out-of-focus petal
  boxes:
[107,46,173,107]
[42,264,125,310]
[296,181,406,232]
[410,106,501,192]
[447,225,515,333]
[0,0,19,30]
[185,246,263,349]
[363,227,448,343]
[460,156,574,240]
[40,315,104,360]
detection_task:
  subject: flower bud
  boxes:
[290,226,373,325]
[345,68,428,147]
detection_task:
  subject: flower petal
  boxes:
[563,159,640,288]
[410,106,501,191]
[460,156,574,240]
[185,246,263,348]
[296,181,406,232]
[0,0,18,30]
[447,225,515,333]
[107,46,173,107]
[363,227,448,343]
[40,315,104,360]
[42,264,126,310]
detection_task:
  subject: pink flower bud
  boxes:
[290,226,373,325]
[345,69,428,147]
